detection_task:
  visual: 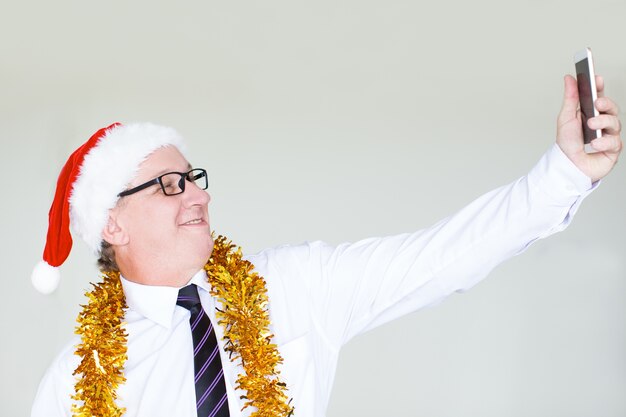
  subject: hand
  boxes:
[556,74,622,183]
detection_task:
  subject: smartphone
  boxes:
[574,48,601,153]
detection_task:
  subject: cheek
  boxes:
[125,202,179,244]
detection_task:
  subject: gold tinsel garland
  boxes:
[72,271,128,417]
[72,235,294,417]
[205,235,293,417]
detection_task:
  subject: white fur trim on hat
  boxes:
[69,123,187,254]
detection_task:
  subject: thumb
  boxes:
[559,74,580,121]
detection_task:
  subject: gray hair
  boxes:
[97,241,119,273]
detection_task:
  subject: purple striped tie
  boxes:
[177,285,230,417]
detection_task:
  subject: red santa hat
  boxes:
[32,122,187,294]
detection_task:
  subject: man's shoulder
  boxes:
[31,337,81,416]
[244,240,336,264]
[44,336,81,378]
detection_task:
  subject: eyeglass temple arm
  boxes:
[117,178,160,197]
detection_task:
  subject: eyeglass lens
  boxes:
[159,169,208,195]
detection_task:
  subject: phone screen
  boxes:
[575,57,598,144]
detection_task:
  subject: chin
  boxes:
[205,242,214,263]
[200,235,214,264]
[182,234,214,268]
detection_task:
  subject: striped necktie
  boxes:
[177,284,230,417]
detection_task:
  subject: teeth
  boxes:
[184,219,202,225]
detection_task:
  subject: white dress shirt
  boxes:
[32,144,594,417]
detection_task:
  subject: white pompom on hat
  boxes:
[32,122,187,294]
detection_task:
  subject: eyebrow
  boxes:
[134,163,194,187]
[151,163,193,178]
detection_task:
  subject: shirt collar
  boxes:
[120,269,211,329]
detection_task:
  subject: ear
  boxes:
[102,209,129,246]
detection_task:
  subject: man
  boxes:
[31,75,621,417]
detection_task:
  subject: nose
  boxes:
[182,179,211,207]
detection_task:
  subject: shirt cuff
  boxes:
[527,143,597,204]
[526,143,599,238]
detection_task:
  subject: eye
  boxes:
[158,173,181,194]
[162,181,176,192]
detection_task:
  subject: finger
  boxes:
[589,114,622,135]
[559,75,580,121]
[591,134,623,154]
[595,96,620,116]
[595,75,605,98]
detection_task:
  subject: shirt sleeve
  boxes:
[255,144,596,350]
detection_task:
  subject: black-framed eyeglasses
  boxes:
[118,168,208,197]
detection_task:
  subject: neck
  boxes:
[117,256,200,287]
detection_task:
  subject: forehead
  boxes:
[133,146,191,182]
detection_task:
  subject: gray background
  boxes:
[1,0,625,415]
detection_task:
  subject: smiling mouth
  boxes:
[182,219,203,225]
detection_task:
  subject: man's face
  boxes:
[112,145,213,285]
